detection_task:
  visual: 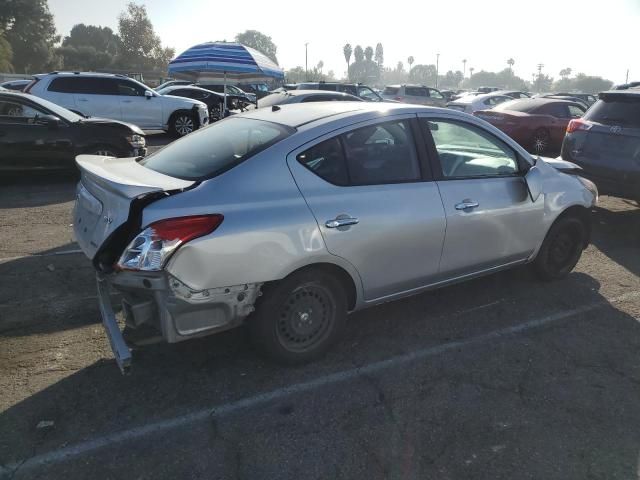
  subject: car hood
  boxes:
[80,117,144,135]
[539,156,582,173]
[160,95,207,109]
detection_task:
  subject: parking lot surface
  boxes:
[1,168,639,478]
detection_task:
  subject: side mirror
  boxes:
[524,165,543,202]
[36,114,62,128]
[144,90,153,99]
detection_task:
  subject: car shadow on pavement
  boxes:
[590,201,640,278]
[0,175,76,208]
[3,271,640,479]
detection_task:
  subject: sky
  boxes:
[48,0,640,84]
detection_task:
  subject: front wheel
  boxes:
[170,112,196,137]
[248,270,347,365]
[533,216,587,280]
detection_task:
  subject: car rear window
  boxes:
[493,99,539,112]
[383,87,399,95]
[140,117,293,181]
[585,96,640,128]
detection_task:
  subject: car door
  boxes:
[420,115,545,277]
[427,88,446,107]
[356,86,382,102]
[72,77,122,120]
[0,96,74,171]
[287,116,446,301]
[116,79,162,129]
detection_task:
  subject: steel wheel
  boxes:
[275,284,336,353]
[209,104,222,122]
[534,216,587,280]
[174,115,194,136]
[532,129,550,154]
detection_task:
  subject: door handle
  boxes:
[455,200,479,210]
[325,217,359,228]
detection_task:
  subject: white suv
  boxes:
[27,72,209,136]
[381,84,447,107]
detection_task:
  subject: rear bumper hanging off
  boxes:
[96,273,132,374]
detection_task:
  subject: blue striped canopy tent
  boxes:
[168,41,283,83]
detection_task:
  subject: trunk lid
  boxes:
[73,155,194,260]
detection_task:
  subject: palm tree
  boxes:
[407,56,414,74]
[317,60,324,75]
[462,58,467,77]
[364,46,374,62]
[343,44,352,80]
[469,67,475,78]
[507,58,515,73]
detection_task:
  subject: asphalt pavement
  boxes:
[1,170,639,479]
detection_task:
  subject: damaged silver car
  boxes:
[73,102,597,373]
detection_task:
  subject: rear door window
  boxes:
[140,117,293,180]
[297,137,348,185]
[536,103,569,118]
[383,86,399,95]
[405,87,428,97]
[585,97,640,128]
[568,104,585,118]
[116,79,145,96]
[342,120,421,185]
[428,89,444,99]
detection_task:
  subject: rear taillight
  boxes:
[566,119,592,134]
[116,214,223,271]
[394,96,404,101]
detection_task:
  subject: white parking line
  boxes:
[3,290,639,476]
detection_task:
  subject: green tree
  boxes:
[409,64,437,85]
[354,45,364,63]
[0,33,12,72]
[570,73,613,93]
[374,43,383,67]
[235,29,278,64]
[58,24,121,70]
[1,0,59,72]
[117,3,175,71]
[364,46,373,62]
[343,43,352,79]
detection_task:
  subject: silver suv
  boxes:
[27,72,209,136]
[381,84,447,106]
[73,102,596,372]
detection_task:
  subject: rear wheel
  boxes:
[170,112,196,137]
[249,270,347,365]
[531,128,551,155]
[533,216,587,280]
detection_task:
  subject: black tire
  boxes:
[86,145,121,157]
[531,128,551,155]
[248,270,347,365]
[533,216,587,281]
[169,111,196,137]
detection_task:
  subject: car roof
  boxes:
[600,89,640,99]
[240,102,454,129]
[36,71,129,79]
[272,90,357,97]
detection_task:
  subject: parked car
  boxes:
[477,86,501,93]
[154,80,193,91]
[295,82,385,102]
[614,81,640,90]
[0,91,146,172]
[543,95,590,109]
[446,93,513,113]
[72,102,596,372]
[27,72,209,137]
[0,79,31,91]
[493,90,531,99]
[561,89,640,200]
[256,90,363,108]
[238,83,271,99]
[196,83,257,104]
[474,98,586,154]
[439,90,457,102]
[156,85,249,121]
[381,85,447,106]
[550,92,598,106]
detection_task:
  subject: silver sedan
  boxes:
[73,102,598,372]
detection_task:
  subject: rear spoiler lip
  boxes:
[76,155,194,200]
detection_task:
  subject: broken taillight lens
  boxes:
[116,215,224,271]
